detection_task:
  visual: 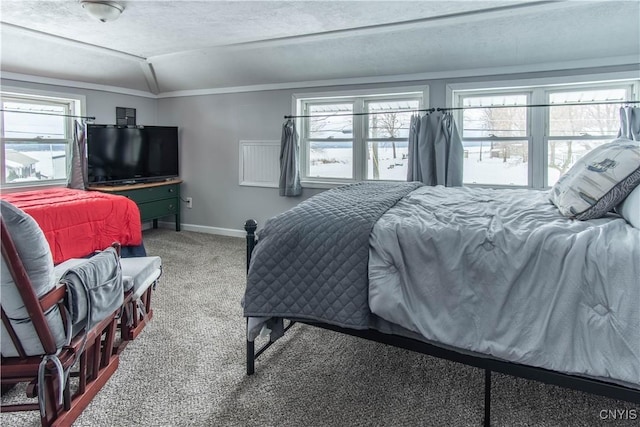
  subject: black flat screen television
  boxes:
[87,125,179,185]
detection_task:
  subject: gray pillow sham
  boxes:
[549,138,640,220]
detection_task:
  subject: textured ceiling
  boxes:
[1,1,638,96]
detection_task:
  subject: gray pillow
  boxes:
[1,200,65,357]
[617,185,640,228]
[549,138,640,220]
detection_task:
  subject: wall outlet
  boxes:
[185,197,193,209]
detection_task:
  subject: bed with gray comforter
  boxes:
[243,182,640,390]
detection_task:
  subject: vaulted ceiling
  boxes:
[1,1,638,97]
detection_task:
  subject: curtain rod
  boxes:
[0,109,96,120]
[283,100,640,119]
[437,99,640,112]
[284,108,434,119]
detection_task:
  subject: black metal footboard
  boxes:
[244,219,294,376]
[244,219,257,375]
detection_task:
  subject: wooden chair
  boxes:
[1,207,121,426]
[44,247,162,355]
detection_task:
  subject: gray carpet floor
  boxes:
[1,229,637,426]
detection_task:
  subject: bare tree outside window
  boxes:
[376,112,401,158]
[298,92,423,182]
[479,106,527,163]
[459,94,528,186]
[547,89,624,183]
[366,100,418,180]
[456,82,635,187]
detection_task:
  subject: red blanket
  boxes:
[2,188,142,264]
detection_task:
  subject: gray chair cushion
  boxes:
[121,256,162,299]
[1,200,65,357]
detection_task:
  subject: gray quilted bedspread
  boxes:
[243,181,422,329]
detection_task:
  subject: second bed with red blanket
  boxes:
[1,188,143,264]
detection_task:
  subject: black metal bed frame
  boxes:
[243,220,640,426]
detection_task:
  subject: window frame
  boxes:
[293,86,428,188]
[542,84,634,187]
[455,90,533,187]
[450,74,639,189]
[302,99,356,181]
[1,87,85,189]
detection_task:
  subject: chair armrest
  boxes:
[39,285,67,312]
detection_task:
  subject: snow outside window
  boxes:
[454,80,638,188]
[1,91,82,188]
[297,88,426,186]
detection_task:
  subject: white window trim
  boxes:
[1,86,86,190]
[1,86,86,116]
[292,85,429,188]
[445,70,640,107]
[448,73,639,189]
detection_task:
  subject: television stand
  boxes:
[88,179,182,231]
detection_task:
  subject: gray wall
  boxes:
[157,64,639,233]
[157,91,322,233]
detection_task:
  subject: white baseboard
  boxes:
[155,221,245,238]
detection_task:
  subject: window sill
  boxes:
[301,180,354,190]
[302,178,415,189]
[1,181,68,193]
[301,180,551,191]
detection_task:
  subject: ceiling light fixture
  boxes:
[81,1,124,23]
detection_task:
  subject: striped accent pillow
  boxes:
[549,138,640,220]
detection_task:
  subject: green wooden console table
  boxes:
[89,179,182,231]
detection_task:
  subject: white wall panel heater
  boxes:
[239,140,280,188]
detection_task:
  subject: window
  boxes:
[305,102,354,179]
[459,93,530,186]
[546,87,628,186]
[453,80,638,188]
[1,90,83,187]
[296,88,426,185]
